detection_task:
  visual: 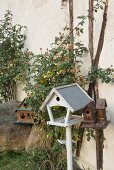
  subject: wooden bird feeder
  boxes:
[95,99,110,129]
[15,99,35,125]
[81,101,97,128]
[96,99,107,122]
[40,83,93,170]
[81,99,110,129]
[77,98,110,170]
[40,83,93,127]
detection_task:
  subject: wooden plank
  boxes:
[76,122,84,157]
[99,129,103,169]
[17,108,32,111]
[81,121,110,129]
[95,129,103,170]
[57,139,76,145]
[48,116,83,127]
[96,99,107,109]
[95,130,100,170]
[15,121,34,125]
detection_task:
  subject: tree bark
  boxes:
[89,0,94,65]
[69,0,74,38]
[88,0,109,99]
[77,2,109,170]
[95,129,104,170]
[94,0,109,68]
[76,122,84,157]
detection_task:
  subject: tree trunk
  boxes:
[94,0,109,68]
[69,0,74,38]
[77,2,109,170]
[88,0,109,99]
[89,0,94,65]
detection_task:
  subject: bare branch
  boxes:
[69,0,74,38]
[94,0,109,68]
[89,0,94,65]
[58,0,102,49]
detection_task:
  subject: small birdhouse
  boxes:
[81,99,110,129]
[81,101,97,128]
[96,99,107,123]
[40,83,93,127]
[15,99,35,125]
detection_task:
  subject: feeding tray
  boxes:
[47,115,83,127]
[57,139,76,145]
[93,121,110,129]
[81,120,110,129]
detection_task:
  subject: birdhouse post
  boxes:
[77,98,110,170]
[40,83,93,170]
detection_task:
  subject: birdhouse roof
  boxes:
[96,99,107,109]
[15,98,32,112]
[40,83,93,112]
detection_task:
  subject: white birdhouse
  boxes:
[40,83,93,170]
[40,83,93,127]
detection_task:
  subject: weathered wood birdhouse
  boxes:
[96,99,107,122]
[81,98,110,129]
[15,99,35,125]
[82,101,97,128]
[95,99,110,128]
[40,83,93,127]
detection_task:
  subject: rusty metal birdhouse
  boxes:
[15,99,35,125]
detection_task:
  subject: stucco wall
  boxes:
[0,0,69,100]
[0,0,114,169]
[74,1,114,170]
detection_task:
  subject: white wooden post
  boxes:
[65,108,71,124]
[66,126,73,170]
[47,105,54,122]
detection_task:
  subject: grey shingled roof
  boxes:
[40,83,93,112]
[56,84,93,111]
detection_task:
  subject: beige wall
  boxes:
[0,0,69,100]
[0,0,114,169]
[74,1,114,170]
